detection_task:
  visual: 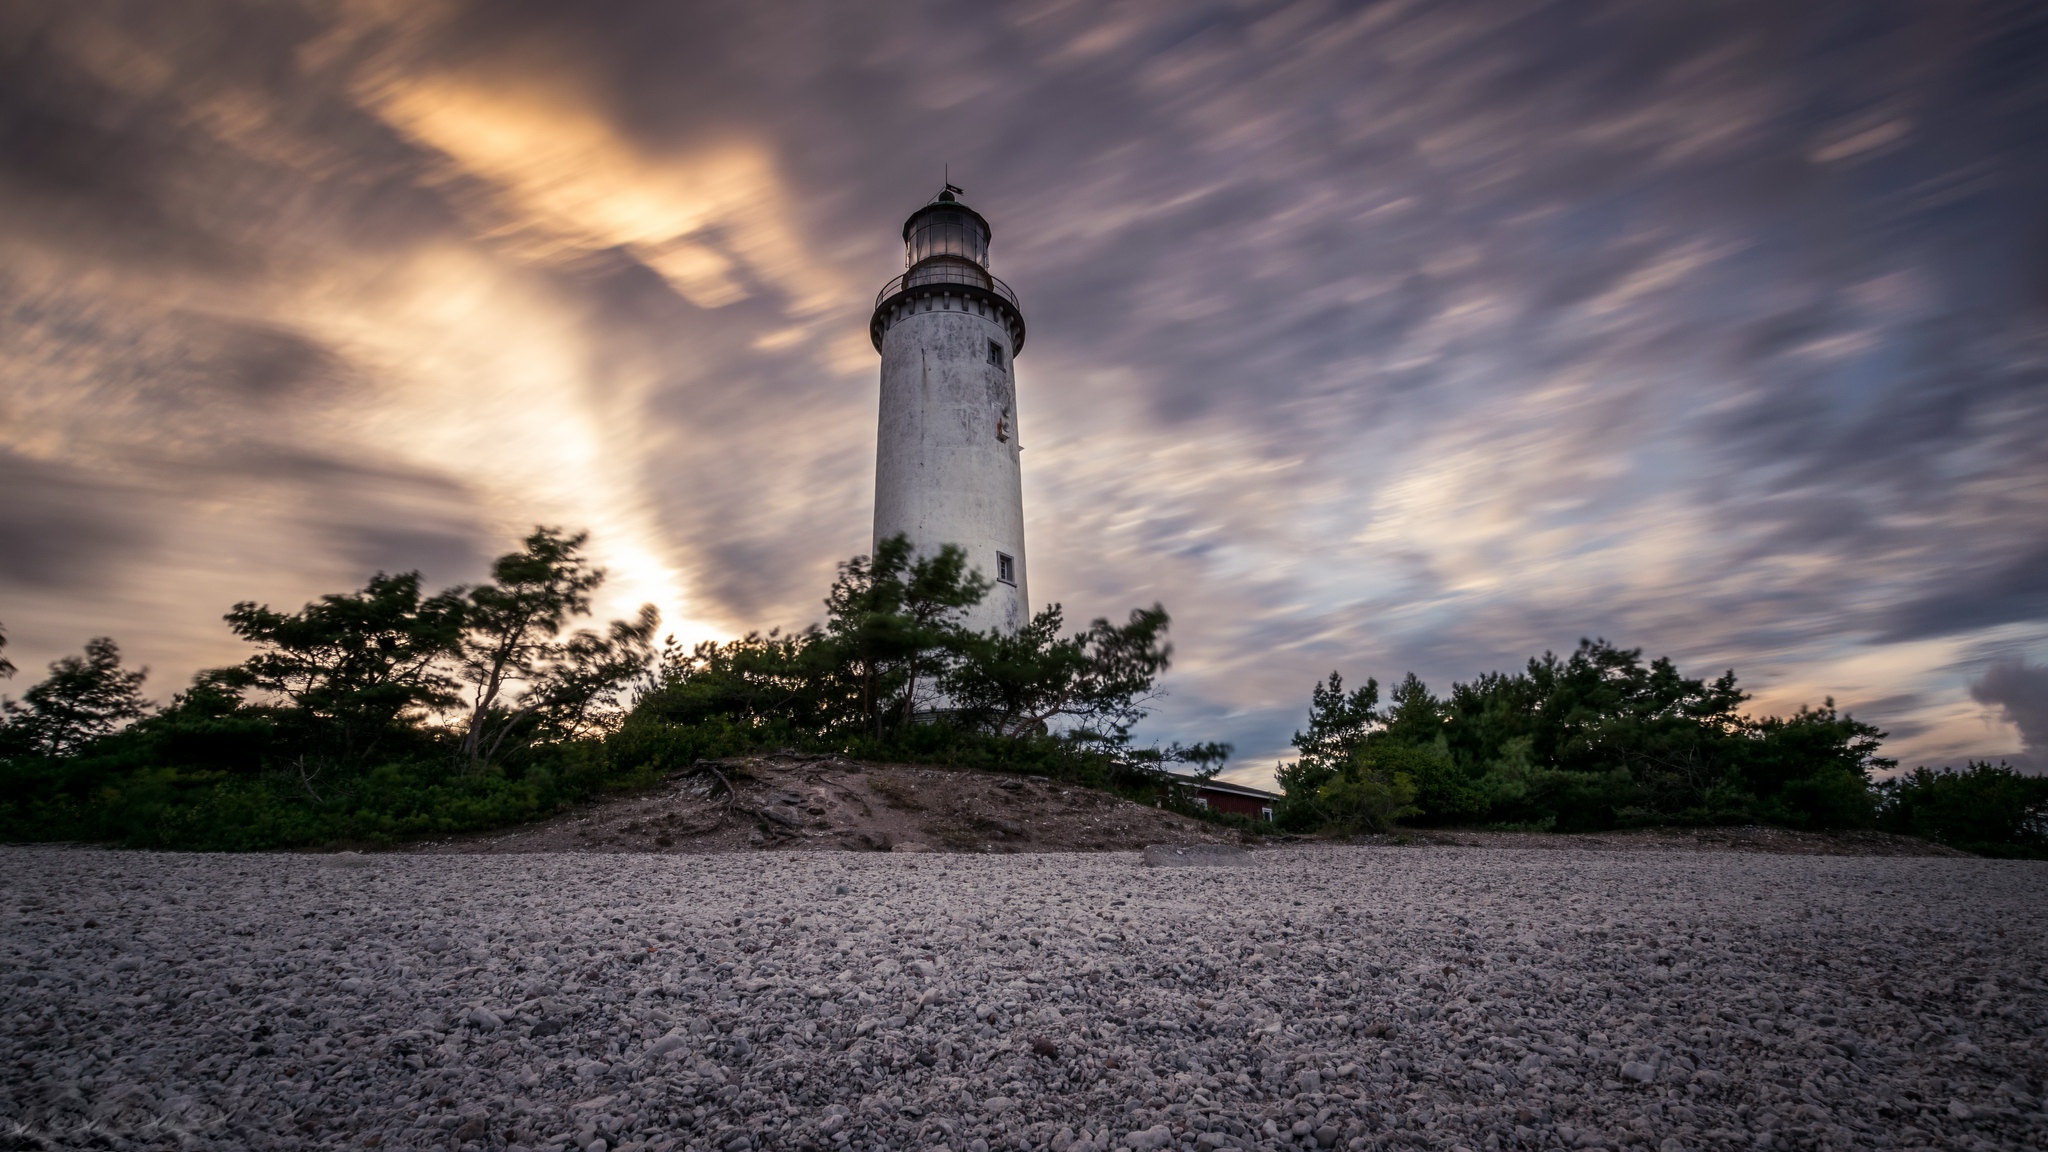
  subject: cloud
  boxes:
[1970,659,2048,774]
[0,450,152,589]
[2,0,2046,780]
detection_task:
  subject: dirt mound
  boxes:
[409,753,1244,856]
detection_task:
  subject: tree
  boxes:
[642,628,832,736]
[1740,699,1889,828]
[1274,671,1380,826]
[0,619,15,680]
[1876,762,2048,858]
[821,534,988,737]
[224,571,465,760]
[1316,750,1421,834]
[943,603,1174,739]
[0,637,150,756]
[485,604,662,755]
[457,528,605,767]
[1378,672,1442,745]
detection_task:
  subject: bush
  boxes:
[1272,640,1902,837]
[1315,760,1419,834]
[1876,762,2048,858]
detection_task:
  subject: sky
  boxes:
[3,0,2046,784]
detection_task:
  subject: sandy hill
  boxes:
[410,751,1245,856]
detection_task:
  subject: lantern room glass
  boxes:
[906,206,989,269]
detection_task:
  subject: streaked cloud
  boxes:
[2,0,2044,781]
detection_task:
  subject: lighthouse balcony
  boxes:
[870,260,1026,354]
[874,260,1021,313]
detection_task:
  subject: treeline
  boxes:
[9,532,2041,857]
[1272,640,2048,858]
[0,531,1201,850]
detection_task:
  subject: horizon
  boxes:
[3,0,2045,784]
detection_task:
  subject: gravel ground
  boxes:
[3,846,2044,1152]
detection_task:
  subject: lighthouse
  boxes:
[870,186,1029,634]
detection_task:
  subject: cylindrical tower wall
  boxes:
[873,300,1027,635]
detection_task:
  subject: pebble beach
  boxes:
[3,845,2043,1151]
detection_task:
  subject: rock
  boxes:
[469,1007,503,1031]
[648,1034,689,1057]
[1123,1125,1172,1151]
[1619,1061,1657,1084]
[1140,844,1250,867]
[1297,1069,1323,1094]
[982,1096,1017,1113]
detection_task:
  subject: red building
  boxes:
[1163,772,1277,821]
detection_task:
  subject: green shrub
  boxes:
[1876,763,2048,858]
[1315,763,1419,834]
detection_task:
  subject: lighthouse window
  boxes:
[987,339,1006,368]
[996,552,1016,585]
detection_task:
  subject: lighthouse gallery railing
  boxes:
[873,266,1023,313]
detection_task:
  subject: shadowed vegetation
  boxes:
[1270,641,2047,857]
[0,533,1206,849]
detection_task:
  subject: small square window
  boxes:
[987,339,1006,368]
[996,552,1015,585]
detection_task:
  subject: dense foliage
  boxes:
[0,533,1200,849]
[618,534,1202,795]
[1873,762,2048,858]
[1272,638,2046,856]
[0,531,660,850]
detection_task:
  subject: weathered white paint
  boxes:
[872,197,1029,637]
[873,297,1027,634]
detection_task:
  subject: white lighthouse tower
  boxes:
[870,186,1029,634]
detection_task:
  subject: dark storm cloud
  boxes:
[1971,659,2048,773]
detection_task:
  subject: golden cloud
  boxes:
[359,72,842,315]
